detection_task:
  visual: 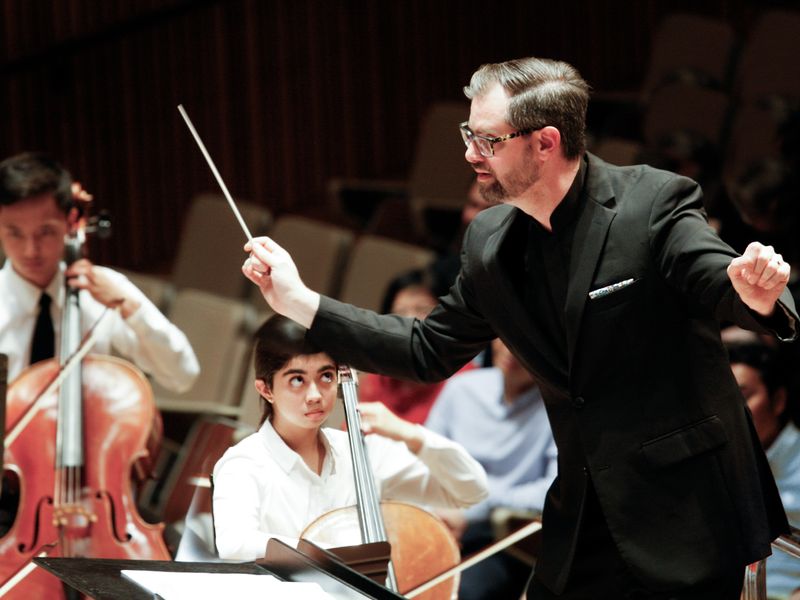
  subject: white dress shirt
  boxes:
[212,419,489,560]
[0,260,199,392]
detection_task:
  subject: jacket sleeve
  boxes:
[308,226,496,382]
[648,176,797,340]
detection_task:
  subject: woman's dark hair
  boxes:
[729,158,796,232]
[380,269,429,314]
[380,263,452,315]
[726,341,786,396]
[252,314,328,425]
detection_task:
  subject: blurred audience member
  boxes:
[725,332,800,600]
[431,177,493,296]
[357,267,474,424]
[638,130,724,222]
[461,178,492,229]
[426,338,557,600]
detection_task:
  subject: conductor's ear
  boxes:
[536,126,561,157]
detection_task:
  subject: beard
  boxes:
[476,149,539,205]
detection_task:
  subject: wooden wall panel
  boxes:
[0,0,761,270]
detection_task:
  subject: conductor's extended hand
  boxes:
[727,242,791,317]
[243,236,320,327]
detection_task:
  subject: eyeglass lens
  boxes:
[460,127,492,157]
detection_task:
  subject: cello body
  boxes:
[299,366,460,600]
[0,356,170,598]
[302,501,460,600]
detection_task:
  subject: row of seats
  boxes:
[125,195,438,419]
[127,195,439,519]
[591,9,800,185]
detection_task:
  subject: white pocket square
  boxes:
[589,278,635,300]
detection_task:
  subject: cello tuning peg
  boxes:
[86,211,113,239]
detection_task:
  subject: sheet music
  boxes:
[121,570,338,599]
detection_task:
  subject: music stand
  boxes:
[34,540,405,599]
[263,539,404,599]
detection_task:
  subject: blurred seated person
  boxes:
[431,177,492,293]
[719,159,799,273]
[212,315,488,560]
[724,331,800,600]
[358,267,476,423]
[462,177,493,232]
[425,338,557,600]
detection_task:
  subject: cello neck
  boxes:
[338,366,399,592]
[55,228,85,472]
[338,366,386,544]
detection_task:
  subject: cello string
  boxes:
[177,105,253,241]
[5,309,112,449]
[337,366,399,592]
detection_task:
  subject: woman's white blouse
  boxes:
[212,420,488,560]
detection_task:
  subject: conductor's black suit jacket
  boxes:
[308,153,798,593]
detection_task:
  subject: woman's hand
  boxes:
[358,401,424,454]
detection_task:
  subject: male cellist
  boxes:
[0,151,199,387]
[0,151,200,530]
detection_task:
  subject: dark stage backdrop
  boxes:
[0,0,763,270]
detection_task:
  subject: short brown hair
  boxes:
[464,57,590,159]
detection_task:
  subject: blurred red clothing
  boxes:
[358,363,476,424]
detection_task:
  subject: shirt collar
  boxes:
[258,419,339,478]
[1,259,64,314]
[259,419,303,474]
[548,155,587,234]
[767,421,800,465]
[503,384,543,416]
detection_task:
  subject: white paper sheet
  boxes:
[120,570,336,600]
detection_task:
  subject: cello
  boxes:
[0,195,170,598]
[300,366,461,600]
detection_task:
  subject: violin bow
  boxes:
[177,105,253,242]
[0,546,53,595]
[404,519,542,598]
[4,307,113,448]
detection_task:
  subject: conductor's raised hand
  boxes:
[727,242,791,316]
[243,236,319,327]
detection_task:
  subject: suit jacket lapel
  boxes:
[565,156,617,371]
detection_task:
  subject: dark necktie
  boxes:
[30,292,55,365]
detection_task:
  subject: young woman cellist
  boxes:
[212,314,488,562]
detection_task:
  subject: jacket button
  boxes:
[573,396,585,408]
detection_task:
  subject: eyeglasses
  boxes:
[459,121,538,157]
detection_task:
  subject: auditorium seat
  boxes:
[734,9,800,106]
[171,193,272,299]
[152,288,252,418]
[266,214,354,299]
[327,101,472,245]
[336,234,435,313]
